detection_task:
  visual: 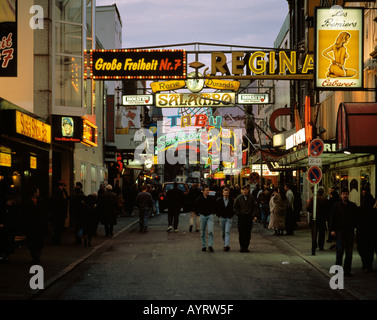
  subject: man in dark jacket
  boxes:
[135,184,153,232]
[307,186,328,254]
[233,185,258,252]
[188,183,202,232]
[356,188,376,272]
[194,185,216,252]
[165,182,185,232]
[329,188,359,276]
[98,185,118,237]
[51,181,69,245]
[215,187,234,252]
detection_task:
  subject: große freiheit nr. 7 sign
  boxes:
[84,49,187,80]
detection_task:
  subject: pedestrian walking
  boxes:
[135,184,153,232]
[194,185,216,252]
[268,187,286,236]
[326,186,339,249]
[307,186,328,255]
[70,185,85,245]
[50,181,69,246]
[25,188,48,264]
[151,185,161,216]
[284,183,295,235]
[188,183,202,232]
[165,182,185,232]
[233,185,259,252]
[98,185,118,237]
[215,187,234,251]
[258,186,270,228]
[0,194,17,263]
[329,188,359,276]
[82,192,99,247]
[356,188,376,272]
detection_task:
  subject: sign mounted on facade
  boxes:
[15,111,51,144]
[122,95,153,106]
[238,93,269,104]
[211,51,313,78]
[155,93,235,108]
[315,7,363,90]
[0,0,17,77]
[85,49,187,80]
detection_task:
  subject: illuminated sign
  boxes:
[0,0,17,77]
[15,111,51,144]
[167,114,222,129]
[122,95,153,106]
[150,80,186,92]
[52,115,82,142]
[82,119,98,147]
[204,79,240,91]
[238,93,269,104]
[30,156,37,169]
[84,49,186,80]
[155,127,237,156]
[211,51,313,78]
[156,93,235,108]
[0,152,11,167]
[315,7,363,90]
[286,128,306,150]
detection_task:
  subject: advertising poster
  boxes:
[315,7,363,90]
[0,0,17,77]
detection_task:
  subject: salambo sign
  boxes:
[15,111,51,144]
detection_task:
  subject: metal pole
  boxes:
[311,183,318,255]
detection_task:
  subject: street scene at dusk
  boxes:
[1,0,377,309]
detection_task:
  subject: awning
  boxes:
[337,102,377,153]
[278,140,369,169]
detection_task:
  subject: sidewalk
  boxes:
[262,221,377,300]
[0,215,139,300]
[1,214,376,300]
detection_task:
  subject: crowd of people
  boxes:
[1,180,377,276]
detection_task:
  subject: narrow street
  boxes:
[34,213,355,300]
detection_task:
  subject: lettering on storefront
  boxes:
[15,111,51,144]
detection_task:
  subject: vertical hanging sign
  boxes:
[0,0,17,77]
[315,7,363,90]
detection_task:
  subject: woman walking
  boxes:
[268,187,286,236]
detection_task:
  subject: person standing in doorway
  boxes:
[194,185,216,252]
[233,185,259,252]
[215,188,234,252]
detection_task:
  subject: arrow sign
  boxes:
[309,139,324,157]
[308,166,322,184]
